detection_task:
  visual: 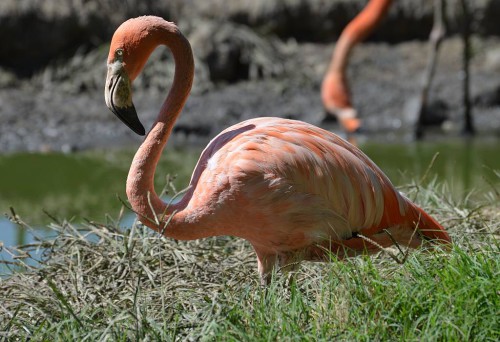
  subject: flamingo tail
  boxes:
[306,203,451,262]
[409,203,452,244]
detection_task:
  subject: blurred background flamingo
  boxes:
[322,0,392,134]
[322,0,475,138]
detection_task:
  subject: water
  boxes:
[1,140,499,271]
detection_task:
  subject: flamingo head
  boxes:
[105,17,163,136]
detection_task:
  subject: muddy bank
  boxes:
[2,35,500,153]
[1,1,500,153]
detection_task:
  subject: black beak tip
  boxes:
[110,104,146,136]
[135,125,146,136]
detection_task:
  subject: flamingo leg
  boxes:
[277,253,302,274]
[253,247,278,286]
[277,252,304,286]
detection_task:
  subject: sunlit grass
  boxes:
[0,176,498,340]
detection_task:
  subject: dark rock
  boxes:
[2,0,500,77]
[0,0,181,76]
[420,99,449,126]
[195,0,500,42]
[173,124,211,137]
[479,0,500,36]
[473,84,500,107]
[190,20,285,83]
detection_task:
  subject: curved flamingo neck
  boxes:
[329,0,392,74]
[125,20,198,238]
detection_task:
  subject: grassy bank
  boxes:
[1,179,499,341]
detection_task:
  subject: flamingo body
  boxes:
[194,117,402,243]
[105,16,451,284]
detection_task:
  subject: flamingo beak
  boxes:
[105,62,145,136]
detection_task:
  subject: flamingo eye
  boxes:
[115,48,124,60]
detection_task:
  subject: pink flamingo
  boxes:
[321,0,392,133]
[105,16,451,285]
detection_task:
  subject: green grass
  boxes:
[0,179,499,341]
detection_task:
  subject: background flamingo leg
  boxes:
[415,0,446,139]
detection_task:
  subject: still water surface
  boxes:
[1,140,499,267]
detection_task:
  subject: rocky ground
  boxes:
[1,0,500,153]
